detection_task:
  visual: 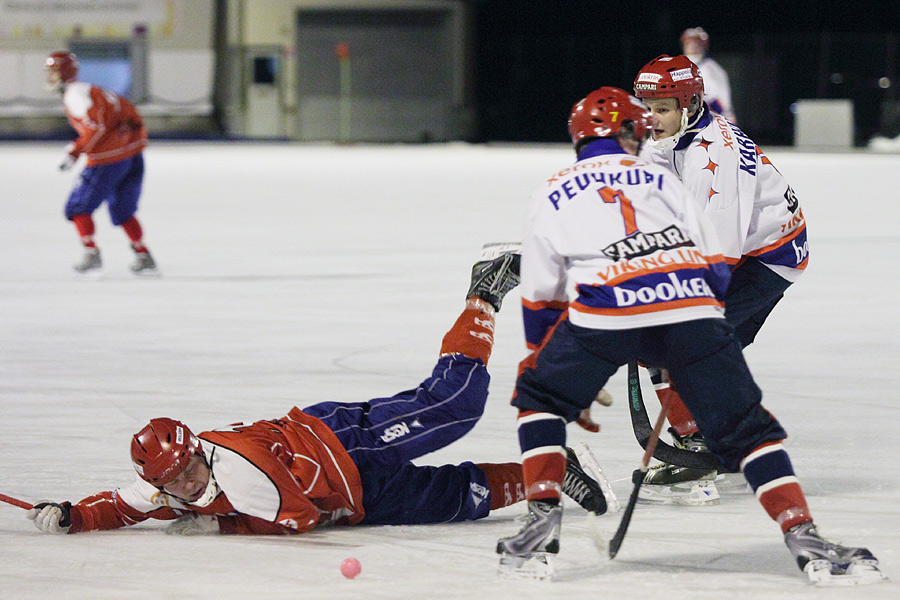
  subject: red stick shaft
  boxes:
[0,493,33,510]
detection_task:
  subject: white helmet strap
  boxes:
[647,107,691,151]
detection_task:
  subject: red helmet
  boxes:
[45,51,79,84]
[568,86,652,147]
[633,55,704,110]
[680,27,710,53]
[131,418,202,486]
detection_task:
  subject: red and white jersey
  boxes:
[640,106,808,282]
[520,141,731,348]
[62,81,147,166]
[67,408,365,535]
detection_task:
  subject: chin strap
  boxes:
[648,105,708,151]
[647,108,691,151]
[186,447,220,508]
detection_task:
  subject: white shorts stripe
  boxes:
[740,442,785,471]
[754,475,799,498]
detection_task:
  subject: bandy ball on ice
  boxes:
[340,557,361,579]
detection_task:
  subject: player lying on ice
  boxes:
[496,87,885,585]
[26,245,607,537]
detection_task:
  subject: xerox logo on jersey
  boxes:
[602,225,693,261]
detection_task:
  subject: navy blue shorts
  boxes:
[303,354,493,524]
[725,257,793,347]
[512,318,786,472]
[65,154,144,226]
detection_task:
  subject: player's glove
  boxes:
[165,513,220,536]
[58,155,77,171]
[575,388,613,433]
[26,501,72,534]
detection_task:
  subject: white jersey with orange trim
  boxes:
[640,104,808,283]
[520,139,732,347]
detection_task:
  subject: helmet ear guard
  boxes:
[688,94,701,114]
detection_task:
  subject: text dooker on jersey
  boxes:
[600,231,717,309]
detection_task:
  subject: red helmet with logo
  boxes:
[568,86,652,147]
[633,55,704,110]
[45,51,79,84]
[131,418,202,486]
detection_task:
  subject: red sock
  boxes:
[439,299,495,364]
[121,217,146,252]
[760,483,812,533]
[476,462,525,510]
[72,214,96,247]
[521,451,566,502]
[656,387,698,436]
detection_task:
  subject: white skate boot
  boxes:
[497,500,561,580]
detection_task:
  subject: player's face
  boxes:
[45,68,63,92]
[682,38,705,56]
[642,98,682,141]
[161,454,210,502]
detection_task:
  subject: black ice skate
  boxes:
[130,250,158,275]
[497,500,561,580]
[784,521,886,586]
[73,247,102,274]
[466,242,521,312]
[636,428,719,506]
[562,447,607,515]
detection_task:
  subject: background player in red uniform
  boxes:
[46,51,156,275]
[26,245,606,536]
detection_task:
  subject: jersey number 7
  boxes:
[599,186,638,235]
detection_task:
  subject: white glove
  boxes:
[165,513,220,536]
[26,502,72,534]
[58,155,77,171]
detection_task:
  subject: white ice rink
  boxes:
[1,142,898,599]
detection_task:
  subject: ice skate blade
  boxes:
[498,553,554,580]
[478,242,521,262]
[73,269,103,281]
[805,559,888,586]
[132,267,160,278]
[637,480,720,506]
[574,442,619,513]
[714,472,751,495]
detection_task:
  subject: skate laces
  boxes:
[562,448,605,513]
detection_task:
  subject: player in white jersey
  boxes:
[632,55,809,500]
[681,27,736,122]
[495,87,882,585]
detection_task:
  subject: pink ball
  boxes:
[340,557,361,579]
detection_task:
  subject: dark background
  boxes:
[471,1,900,145]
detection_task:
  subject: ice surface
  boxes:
[1,142,897,599]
